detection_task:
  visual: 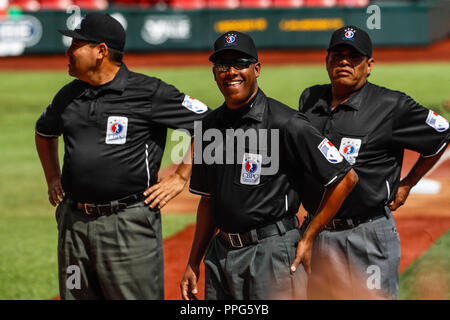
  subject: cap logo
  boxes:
[225,33,237,46]
[75,16,85,30]
[343,27,355,41]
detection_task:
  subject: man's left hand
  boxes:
[290,238,313,275]
[143,173,188,209]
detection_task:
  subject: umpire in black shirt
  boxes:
[35,13,209,299]
[299,25,449,299]
[180,31,358,300]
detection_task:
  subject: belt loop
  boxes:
[276,220,286,236]
[346,219,354,228]
[249,229,259,244]
[110,200,119,214]
[294,215,300,228]
[383,206,391,219]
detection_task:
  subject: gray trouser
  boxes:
[204,226,307,300]
[305,209,401,300]
[55,198,164,300]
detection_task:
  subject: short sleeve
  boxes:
[189,148,211,197]
[298,87,309,112]
[150,80,210,134]
[298,85,329,113]
[283,113,352,187]
[35,88,67,137]
[392,94,449,157]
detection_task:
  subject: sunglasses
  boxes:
[213,58,257,72]
[328,51,367,65]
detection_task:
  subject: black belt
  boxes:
[69,193,145,216]
[324,214,385,231]
[219,216,298,248]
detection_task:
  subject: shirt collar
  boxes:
[241,88,266,123]
[218,88,266,126]
[344,81,369,110]
[313,81,369,112]
[77,63,129,98]
[101,63,128,93]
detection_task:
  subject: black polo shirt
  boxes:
[299,81,449,219]
[189,89,351,233]
[36,64,209,203]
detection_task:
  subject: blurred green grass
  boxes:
[399,231,450,300]
[0,214,195,299]
[0,63,449,299]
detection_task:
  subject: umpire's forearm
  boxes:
[303,168,358,242]
[175,139,195,181]
[187,196,217,268]
[35,133,61,184]
[403,145,448,188]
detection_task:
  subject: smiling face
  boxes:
[326,44,374,93]
[212,51,261,110]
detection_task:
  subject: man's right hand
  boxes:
[180,264,200,300]
[48,176,64,206]
[36,134,64,206]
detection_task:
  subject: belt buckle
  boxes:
[84,203,93,215]
[228,233,243,248]
[330,220,337,230]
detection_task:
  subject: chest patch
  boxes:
[426,110,449,133]
[339,137,362,165]
[240,153,262,185]
[318,138,343,164]
[105,116,128,144]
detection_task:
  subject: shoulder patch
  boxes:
[426,110,449,132]
[318,138,343,164]
[182,95,208,114]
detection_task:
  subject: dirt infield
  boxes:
[162,217,450,300]
[161,150,450,299]
[1,37,450,71]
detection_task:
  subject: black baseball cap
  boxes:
[327,25,372,58]
[209,31,258,62]
[59,13,126,52]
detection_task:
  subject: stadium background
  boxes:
[0,0,449,300]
